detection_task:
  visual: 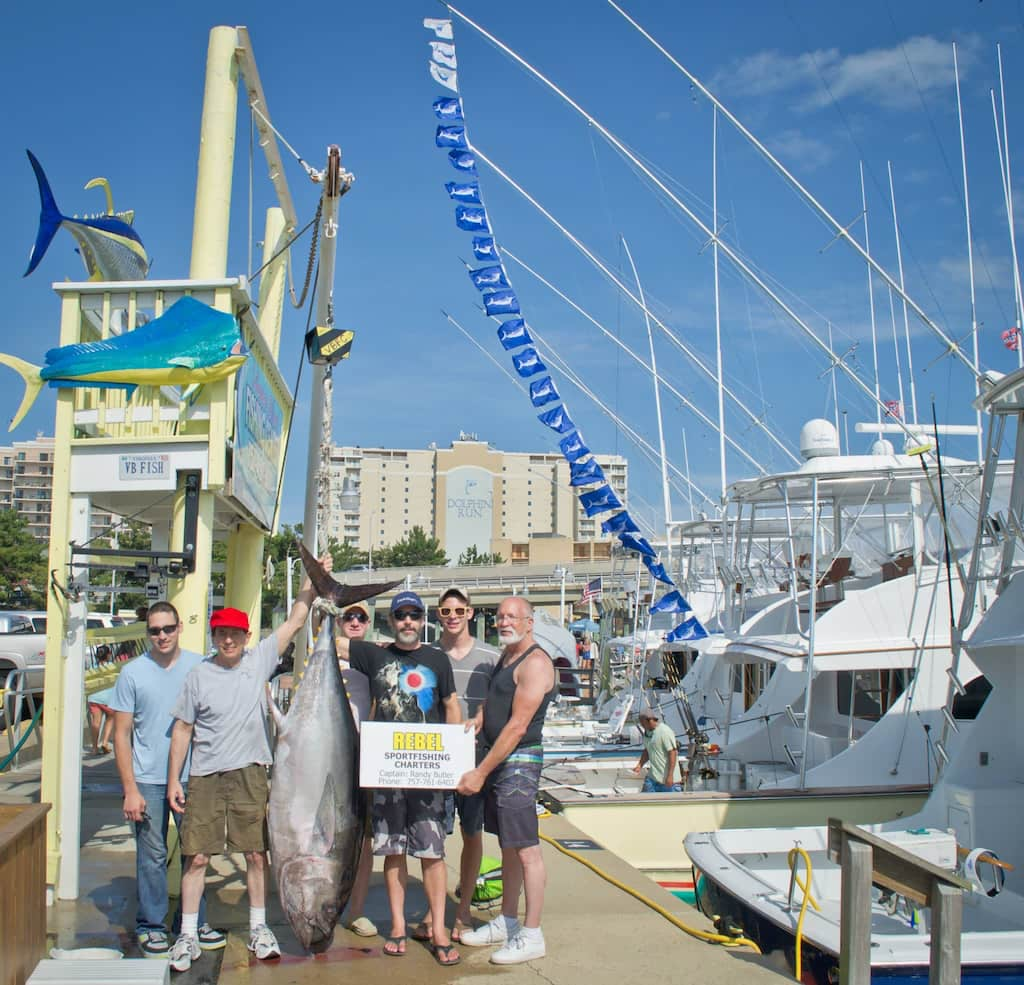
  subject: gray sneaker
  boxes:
[248,924,281,960]
[138,929,170,959]
[197,923,226,951]
[168,933,200,973]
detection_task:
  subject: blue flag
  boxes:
[446,181,482,204]
[537,404,575,433]
[650,590,691,614]
[643,556,674,585]
[579,485,623,517]
[602,511,640,535]
[469,265,509,290]
[433,96,464,121]
[666,617,708,642]
[496,318,532,350]
[473,236,500,261]
[530,377,560,407]
[619,531,656,558]
[513,348,546,377]
[448,150,477,173]
[436,124,468,148]
[559,431,590,463]
[483,290,520,316]
[570,458,606,487]
[455,206,489,232]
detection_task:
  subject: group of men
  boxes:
[109,572,557,971]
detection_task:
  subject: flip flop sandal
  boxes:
[451,923,469,944]
[410,924,432,942]
[432,943,461,967]
[383,935,407,957]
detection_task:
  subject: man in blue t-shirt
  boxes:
[111,602,224,959]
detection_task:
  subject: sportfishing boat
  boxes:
[685,368,1024,984]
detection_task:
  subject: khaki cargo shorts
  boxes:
[180,764,269,855]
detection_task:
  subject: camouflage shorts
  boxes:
[371,787,446,859]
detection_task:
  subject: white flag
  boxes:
[423,17,454,40]
[430,62,459,93]
[430,40,458,70]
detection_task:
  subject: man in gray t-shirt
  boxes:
[164,567,319,974]
[413,586,498,944]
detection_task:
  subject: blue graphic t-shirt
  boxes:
[349,640,456,724]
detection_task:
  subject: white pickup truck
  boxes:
[0,611,47,690]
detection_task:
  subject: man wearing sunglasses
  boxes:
[335,590,461,966]
[110,603,223,959]
[411,586,498,945]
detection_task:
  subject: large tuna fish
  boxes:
[268,617,364,952]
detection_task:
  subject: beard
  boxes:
[396,626,420,645]
[499,627,526,646]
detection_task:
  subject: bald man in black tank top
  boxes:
[456,596,556,965]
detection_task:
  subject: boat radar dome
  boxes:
[871,438,895,456]
[799,419,840,460]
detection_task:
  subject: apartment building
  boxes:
[0,434,115,542]
[329,434,629,565]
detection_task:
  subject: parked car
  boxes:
[0,611,47,729]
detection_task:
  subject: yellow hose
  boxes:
[537,823,761,954]
[786,846,820,982]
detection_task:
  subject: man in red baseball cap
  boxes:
[165,569,321,972]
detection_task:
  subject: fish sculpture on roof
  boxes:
[0,296,247,430]
[24,149,149,282]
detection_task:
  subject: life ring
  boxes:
[962,847,1006,897]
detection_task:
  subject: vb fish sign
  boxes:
[360,722,474,790]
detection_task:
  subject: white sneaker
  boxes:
[248,924,281,960]
[491,931,546,964]
[168,934,200,973]
[459,915,518,947]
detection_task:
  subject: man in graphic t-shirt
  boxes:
[338,590,461,966]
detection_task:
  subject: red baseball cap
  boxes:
[210,607,250,632]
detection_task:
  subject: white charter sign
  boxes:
[359,722,475,790]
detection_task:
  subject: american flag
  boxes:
[580,576,603,603]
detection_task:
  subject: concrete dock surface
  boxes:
[2,752,791,985]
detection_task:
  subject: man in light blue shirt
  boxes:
[111,602,224,959]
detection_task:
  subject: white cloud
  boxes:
[768,128,836,171]
[714,34,981,114]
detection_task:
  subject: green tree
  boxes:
[458,545,505,566]
[0,510,47,607]
[376,526,448,567]
[328,540,369,572]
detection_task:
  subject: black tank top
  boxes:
[482,644,557,750]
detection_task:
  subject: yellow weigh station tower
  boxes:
[37,26,331,899]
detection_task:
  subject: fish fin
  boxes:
[296,539,402,609]
[24,150,64,278]
[168,356,199,369]
[310,774,337,857]
[266,683,285,730]
[0,353,44,431]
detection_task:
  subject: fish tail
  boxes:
[0,353,45,431]
[24,150,64,277]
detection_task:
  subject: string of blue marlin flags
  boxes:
[423,16,706,645]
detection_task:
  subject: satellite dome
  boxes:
[799,419,840,460]
[871,438,895,456]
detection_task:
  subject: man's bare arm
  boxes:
[113,710,146,820]
[166,719,194,810]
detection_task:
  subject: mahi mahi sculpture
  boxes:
[268,552,401,951]
[0,296,247,430]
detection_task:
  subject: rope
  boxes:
[249,102,319,181]
[247,201,322,311]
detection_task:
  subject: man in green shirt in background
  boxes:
[632,709,681,792]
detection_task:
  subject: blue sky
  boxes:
[2,0,1022,535]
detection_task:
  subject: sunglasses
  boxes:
[393,609,423,621]
[147,624,179,637]
[438,606,467,617]
[343,612,369,624]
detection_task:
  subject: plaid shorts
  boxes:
[484,748,543,849]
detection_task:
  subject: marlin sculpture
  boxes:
[24,150,149,282]
[267,550,400,951]
[0,296,247,430]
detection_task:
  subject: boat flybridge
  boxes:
[544,417,1004,798]
[685,371,1024,985]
